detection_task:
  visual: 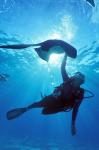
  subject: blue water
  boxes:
[0,0,99,149]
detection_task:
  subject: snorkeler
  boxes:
[7,54,85,136]
[0,73,10,81]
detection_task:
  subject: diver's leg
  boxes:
[27,96,52,110]
[27,101,44,109]
[42,107,63,115]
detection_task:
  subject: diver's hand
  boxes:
[71,124,76,136]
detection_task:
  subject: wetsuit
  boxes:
[28,55,84,116]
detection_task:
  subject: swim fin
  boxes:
[7,107,28,120]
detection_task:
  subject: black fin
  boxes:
[7,108,27,120]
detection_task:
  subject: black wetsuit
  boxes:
[28,55,84,115]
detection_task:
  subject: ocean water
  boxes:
[0,0,99,149]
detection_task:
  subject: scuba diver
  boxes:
[0,73,10,81]
[7,54,85,136]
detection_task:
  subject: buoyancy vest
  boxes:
[53,79,84,109]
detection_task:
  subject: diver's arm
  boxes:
[61,54,69,82]
[71,100,82,135]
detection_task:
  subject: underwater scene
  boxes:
[0,0,99,149]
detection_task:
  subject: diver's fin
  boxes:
[7,107,28,120]
[35,48,50,62]
[0,43,41,49]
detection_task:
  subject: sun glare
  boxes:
[49,54,63,65]
[49,33,61,39]
[67,32,74,41]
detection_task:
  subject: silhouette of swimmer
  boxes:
[7,54,85,135]
[0,73,10,81]
[0,39,77,61]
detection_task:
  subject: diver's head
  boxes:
[71,72,85,88]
